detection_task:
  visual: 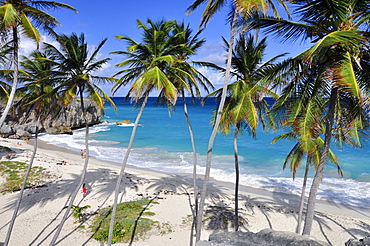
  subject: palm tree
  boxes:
[4,49,62,245]
[248,0,370,234]
[186,0,290,240]
[204,33,284,231]
[45,33,116,245]
[0,40,13,102]
[155,21,216,239]
[0,0,76,128]
[271,106,363,234]
[271,118,343,234]
[107,19,189,245]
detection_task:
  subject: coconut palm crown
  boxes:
[247,0,370,235]
[0,0,76,128]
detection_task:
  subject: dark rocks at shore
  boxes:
[196,229,329,246]
[345,237,370,246]
[0,98,103,138]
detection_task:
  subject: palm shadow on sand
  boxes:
[0,165,149,245]
[239,178,370,245]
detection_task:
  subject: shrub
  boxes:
[90,199,158,244]
[63,204,91,222]
[0,161,53,194]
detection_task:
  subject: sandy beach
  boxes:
[0,137,369,246]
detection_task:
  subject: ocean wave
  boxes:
[38,128,370,209]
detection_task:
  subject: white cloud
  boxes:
[196,41,226,66]
[18,35,61,57]
[19,34,116,77]
[197,66,224,89]
[189,40,227,92]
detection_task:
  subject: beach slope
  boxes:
[0,138,369,245]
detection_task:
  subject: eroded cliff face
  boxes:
[0,98,103,137]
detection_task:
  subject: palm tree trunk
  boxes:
[181,93,198,246]
[296,155,310,234]
[233,128,240,231]
[302,87,338,235]
[0,26,19,128]
[195,9,238,242]
[4,119,39,246]
[50,92,90,245]
[107,93,149,246]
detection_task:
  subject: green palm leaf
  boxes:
[302,31,363,64]
[19,13,41,41]
[0,4,19,29]
[334,51,361,100]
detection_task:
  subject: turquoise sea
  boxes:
[39,97,370,208]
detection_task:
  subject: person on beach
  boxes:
[83,149,87,158]
[82,183,87,198]
[80,150,84,158]
[6,153,16,159]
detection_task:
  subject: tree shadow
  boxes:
[27,194,72,245]
[146,174,231,244]
[239,194,278,230]
[146,174,199,232]
[314,211,370,245]
[204,202,248,232]
[146,174,229,211]
[238,178,370,246]
[0,164,148,245]
[128,197,157,246]
[237,178,303,232]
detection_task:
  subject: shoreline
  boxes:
[37,136,370,219]
[0,137,369,245]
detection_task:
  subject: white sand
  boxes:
[0,137,369,246]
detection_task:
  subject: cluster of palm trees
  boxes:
[1,0,370,245]
[0,1,115,245]
[186,0,370,241]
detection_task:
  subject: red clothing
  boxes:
[82,187,87,194]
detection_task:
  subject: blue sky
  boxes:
[22,0,311,96]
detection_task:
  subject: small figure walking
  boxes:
[80,150,84,159]
[82,183,87,198]
[83,149,87,159]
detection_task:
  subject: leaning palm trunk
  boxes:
[296,156,310,234]
[4,120,39,246]
[302,87,338,235]
[195,10,238,242]
[50,93,90,245]
[181,94,198,246]
[233,128,240,231]
[107,93,149,246]
[0,27,19,128]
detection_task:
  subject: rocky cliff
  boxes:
[0,98,103,138]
